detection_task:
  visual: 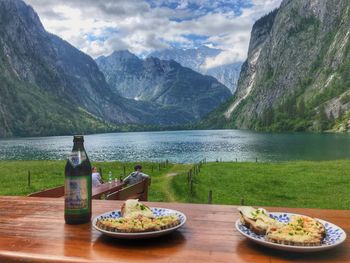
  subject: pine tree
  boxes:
[297,100,305,118]
[317,104,329,131]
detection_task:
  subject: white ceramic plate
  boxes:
[235,212,347,252]
[93,207,186,239]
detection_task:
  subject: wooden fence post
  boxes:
[28,171,31,187]
[190,177,193,195]
[240,198,245,205]
[208,190,212,204]
[151,165,154,173]
[123,166,126,177]
[158,163,161,171]
[99,168,103,180]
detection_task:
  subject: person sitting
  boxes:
[123,164,149,186]
[92,167,103,187]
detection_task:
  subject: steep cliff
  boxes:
[203,0,350,132]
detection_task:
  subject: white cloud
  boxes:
[201,0,282,69]
[24,0,282,65]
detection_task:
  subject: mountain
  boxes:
[0,0,195,137]
[149,46,242,94]
[201,0,350,132]
[96,51,232,119]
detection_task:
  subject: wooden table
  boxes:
[92,180,124,199]
[0,196,348,263]
[28,180,124,199]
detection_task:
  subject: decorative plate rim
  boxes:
[235,212,347,251]
[92,207,186,237]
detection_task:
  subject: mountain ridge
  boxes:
[149,46,242,94]
[0,0,199,137]
[96,50,232,120]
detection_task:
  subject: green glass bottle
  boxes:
[64,135,92,224]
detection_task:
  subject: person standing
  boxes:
[91,167,103,187]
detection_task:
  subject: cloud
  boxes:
[24,0,282,65]
[201,0,282,69]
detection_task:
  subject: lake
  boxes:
[0,130,350,163]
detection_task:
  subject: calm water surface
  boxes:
[0,130,350,163]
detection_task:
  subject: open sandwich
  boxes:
[96,199,180,233]
[238,206,326,246]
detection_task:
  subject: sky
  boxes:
[24,0,282,69]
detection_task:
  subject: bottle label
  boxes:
[65,176,91,214]
[68,151,87,168]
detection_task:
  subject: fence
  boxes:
[183,157,261,204]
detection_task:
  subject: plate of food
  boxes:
[235,206,346,252]
[93,199,186,239]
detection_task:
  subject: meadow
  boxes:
[1,160,349,209]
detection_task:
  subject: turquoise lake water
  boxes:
[0,130,350,163]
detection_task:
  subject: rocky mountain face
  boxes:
[202,0,350,132]
[149,46,242,94]
[0,0,196,137]
[96,51,231,120]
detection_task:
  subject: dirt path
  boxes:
[166,172,178,177]
[159,164,192,202]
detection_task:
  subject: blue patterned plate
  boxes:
[235,212,347,252]
[93,207,186,239]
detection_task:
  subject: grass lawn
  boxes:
[172,161,350,209]
[1,160,349,209]
[0,160,186,201]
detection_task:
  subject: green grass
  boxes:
[172,161,350,209]
[1,160,350,210]
[0,160,185,201]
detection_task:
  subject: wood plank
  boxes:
[28,185,64,197]
[27,180,124,200]
[107,178,149,201]
[91,180,124,199]
[0,196,348,262]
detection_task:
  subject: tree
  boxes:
[338,106,344,118]
[297,99,305,118]
[317,104,329,131]
[262,107,274,127]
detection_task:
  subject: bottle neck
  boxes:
[72,142,85,151]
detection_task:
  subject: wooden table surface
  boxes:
[0,196,349,263]
[92,180,123,199]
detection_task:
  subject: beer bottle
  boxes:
[64,135,92,224]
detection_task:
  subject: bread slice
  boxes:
[120,199,154,219]
[238,206,280,235]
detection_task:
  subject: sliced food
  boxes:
[266,215,326,246]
